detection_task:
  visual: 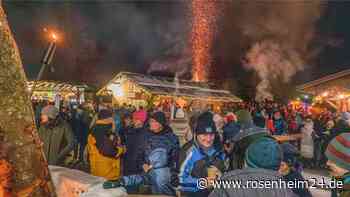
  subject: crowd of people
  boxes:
[32,99,350,197]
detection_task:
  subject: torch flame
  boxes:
[43,28,59,42]
[51,33,57,42]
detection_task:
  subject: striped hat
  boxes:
[325,133,350,171]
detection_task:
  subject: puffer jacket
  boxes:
[123,126,148,176]
[87,119,125,180]
[209,168,297,197]
[122,126,180,196]
[38,118,75,165]
[179,142,225,194]
[142,126,180,170]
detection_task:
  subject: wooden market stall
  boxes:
[97,72,242,114]
[297,69,350,112]
[27,80,95,104]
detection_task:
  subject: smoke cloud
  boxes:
[4,2,189,85]
[238,1,323,101]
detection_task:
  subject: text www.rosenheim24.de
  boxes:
[197,178,343,190]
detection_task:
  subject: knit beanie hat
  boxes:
[133,110,147,123]
[98,109,113,120]
[194,111,217,135]
[150,111,167,127]
[41,105,59,119]
[245,137,282,171]
[325,133,350,171]
[225,112,237,123]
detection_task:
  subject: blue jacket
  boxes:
[179,143,225,193]
[274,118,286,135]
[113,112,122,135]
[143,126,180,170]
[122,126,180,196]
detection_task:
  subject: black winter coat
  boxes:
[123,126,148,176]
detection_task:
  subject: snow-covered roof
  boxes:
[100,72,242,102]
[27,80,91,92]
[297,68,350,90]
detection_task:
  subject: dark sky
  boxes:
[3,1,350,98]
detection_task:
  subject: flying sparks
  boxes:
[191,0,218,82]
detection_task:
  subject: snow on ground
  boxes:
[49,165,127,197]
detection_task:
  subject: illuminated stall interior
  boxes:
[297,69,350,112]
[97,72,241,115]
[27,80,94,104]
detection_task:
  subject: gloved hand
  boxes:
[103,178,125,189]
[170,171,179,187]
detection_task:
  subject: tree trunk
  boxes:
[0,2,56,197]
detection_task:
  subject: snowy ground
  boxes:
[49,166,127,197]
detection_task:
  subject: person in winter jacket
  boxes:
[118,112,132,145]
[38,105,75,165]
[325,133,350,197]
[236,109,255,130]
[113,109,123,135]
[273,111,287,135]
[288,113,299,134]
[178,112,225,197]
[75,105,92,162]
[253,109,266,128]
[279,143,312,197]
[223,112,240,146]
[103,111,180,196]
[122,110,148,176]
[222,113,240,167]
[228,110,269,170]
[210,137,296,197]
[300,118,314,167]
[87,109,125,180]
[331,112,350,140]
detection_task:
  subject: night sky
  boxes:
[3,1,350,99]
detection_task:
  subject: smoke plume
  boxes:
[239,1,323,101]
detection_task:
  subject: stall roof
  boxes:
[100,72,242,102]
[297,68,350,91]
[27,80,93,92]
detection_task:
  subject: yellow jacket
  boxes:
[87,129,125,180]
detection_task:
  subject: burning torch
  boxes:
[30,30,59,98]
[36,31,58,81]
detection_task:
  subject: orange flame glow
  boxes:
[51,33,57,41]
[43,28,59,42]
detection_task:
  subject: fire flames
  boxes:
[191,0,217,82]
